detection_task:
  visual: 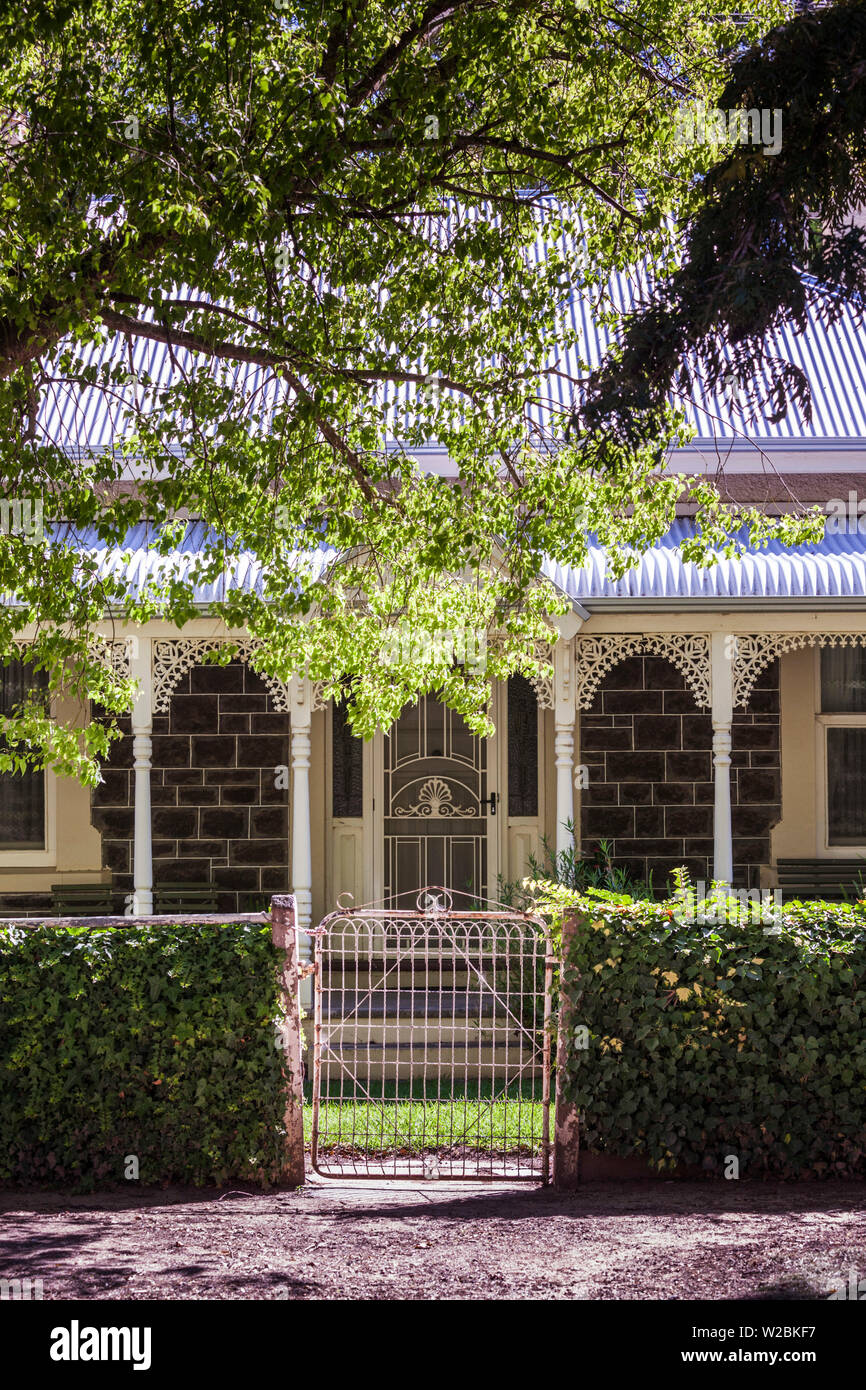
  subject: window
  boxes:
[332,701,363,818]
[507,674,538,817]
[0,659,47,850]
[821,648,866,845]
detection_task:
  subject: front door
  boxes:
[382,695,494,903]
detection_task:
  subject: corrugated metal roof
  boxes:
[543,519,866,605]
[30,212,866,611]
[33,227,866,451]
[37,518,866,608]
[47,521,336,606]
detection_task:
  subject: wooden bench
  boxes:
[776,859,866,901]
[153,881,219,914]
[51,882,115,916]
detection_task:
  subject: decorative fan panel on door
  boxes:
[392,776,479,819]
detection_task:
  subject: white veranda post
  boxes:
[711,631,735,886]
[129,633,154,915]
[553,627,579,859]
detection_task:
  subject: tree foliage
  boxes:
[0,0,820,778]
[580,0,866,448]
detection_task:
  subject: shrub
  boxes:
[497,826,656,909]
[538,885,866,1177]
[0,921,292,1189]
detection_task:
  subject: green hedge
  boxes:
[547,890,866,1177]
[0,921,292,1189]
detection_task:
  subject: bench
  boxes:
[775,859,866,901]
[153,880,219,914]
[51,882,115,916]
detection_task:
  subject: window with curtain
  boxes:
[0,659,47,850]
[332,701,363,818]
[507,674,538,817]
[821,647,866,844]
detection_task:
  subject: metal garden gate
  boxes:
[311,889,553,1181]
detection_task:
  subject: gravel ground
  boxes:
[1,1178,865,1301]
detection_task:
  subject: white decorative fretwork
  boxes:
[90,637,133,678]
[293,646,557,713]
[393,776,478,819]
[575,634,711,711]
[528,638,555,710]
[311,680,330,712]
[11,634,132,678]
[152,638,291,713]
[732,632,866,707]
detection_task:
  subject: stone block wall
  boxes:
[0,890,53,916]
[579,655,780,891]
[91,661,289,912]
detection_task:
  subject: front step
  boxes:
[316,1018,542,1080]
[312,952,544,1080]
[320,989,503,1018]
[320,964,495,988]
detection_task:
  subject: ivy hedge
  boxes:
[543,888,866,1177]
[0,921,292,1189]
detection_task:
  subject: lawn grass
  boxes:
[303,1080,546,1154]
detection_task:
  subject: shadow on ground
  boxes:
[0,1179,862,1300]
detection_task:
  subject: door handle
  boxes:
[482,792,497,816]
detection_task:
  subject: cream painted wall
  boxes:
[770,648,817,867]
[55,778,104,877]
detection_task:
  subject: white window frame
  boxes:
[0,766,57,866]
[815,648,866,855]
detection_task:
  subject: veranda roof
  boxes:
[35,518,866,612]
[544,519,866,610]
